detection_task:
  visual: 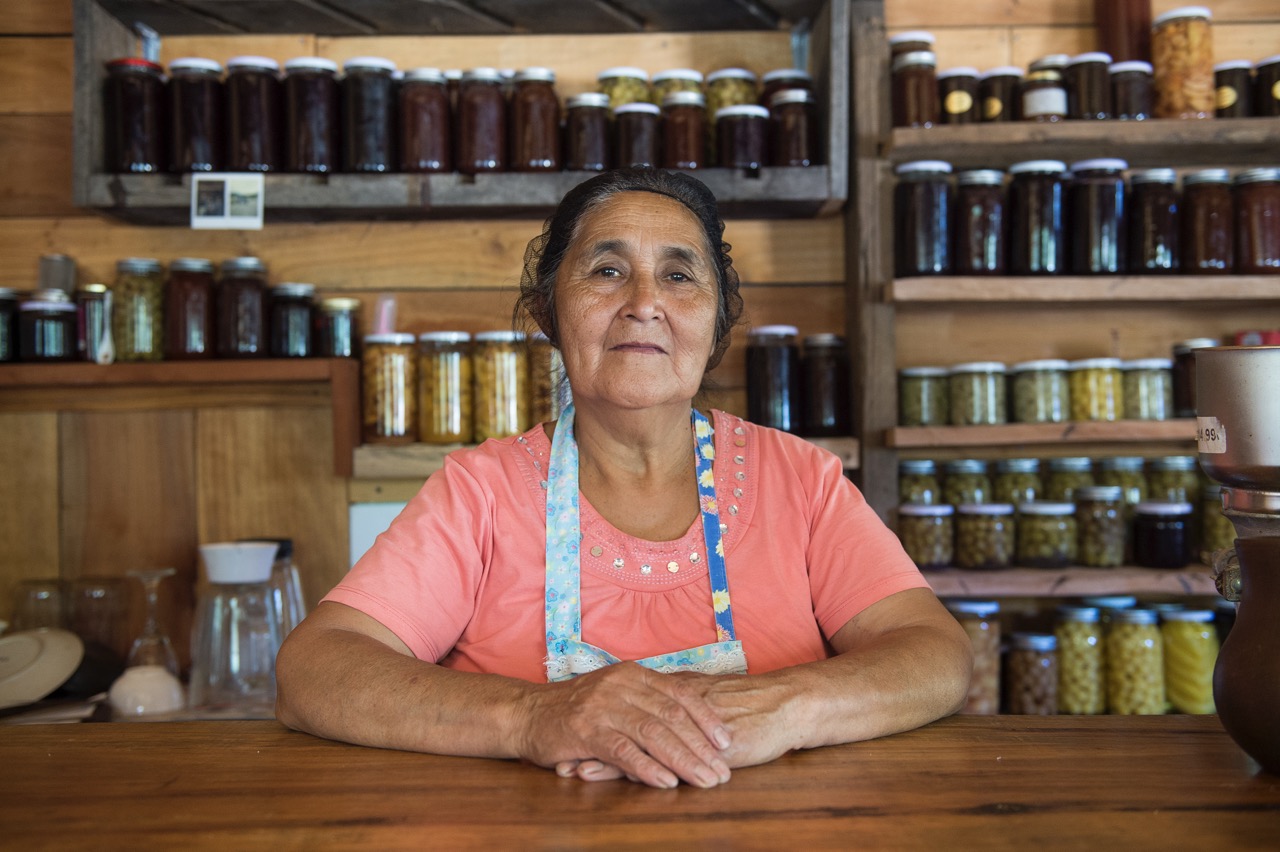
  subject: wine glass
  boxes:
[126,567,178,676]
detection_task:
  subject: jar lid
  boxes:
[30,288,71,302]
[285,57,339,74]
[169,57,223,74]
[1153,6,1212,27]
[1162,608,1214,623]
[1131,168,1178,184]
[1111,608,1158,625]
[1183,168,1231,185]
[936,66,979,80]
[1109,60,1153,74]
[614,102,660,116]
[769,88,816,107]
[762,68,811,84]
[1120,357,1172,370]
[715,104,769,120]
[344,56,396,73]
[419,330,471,343]
[1234,167,1280,185]
[1009,160,1067,175]
[957,503,1015,515]
[898,503,954,517]
[1057,605,1100,622]
[895,160,953,175]
[19,300,76,312]
[403,66,446,82]
[899,365,948,377]
[1012,632,1057,652]
[956,169,1005,186]
[272,282,315,297]
[319,297,360,311]
[654,68,705,83]
[980,65,1023,79]
[995,458,1040,473]
[1100,455,1145,471]
[889,30,936,46]
[463,66,502,82]
[1172,337,1221,353]
[78,283,107,295]
[474,330,525,342]
[1017,501,1075,515]
[364,332,416,345]
[748,324,799,338]
[202,543,276,584]
[1067,357,1122,370]
[1081,595,1137,609]
[899,459,937,473]
[707,67,757,83]
[227,55,281,72]
[514,66,555,82]
[598,66,649,81]
[567,92,610,109]
[1256,55,1280,69]
[1214,59,1253,72]
[1135,500,1194,515]
[117,257,162,273]
[945,599,1000,617]
[948,360,1006,374]
[1025,69,1063,83]
[106,57,164,74]
[1010,358,1069,372]
[662,91,706,108]
[1069,158,1128,173]
[803,332,844,347]
[1068,51,1113,66]
[1029,53,1071,71]
[891,51,937,72]
[221,256,266,274]
[1148,454,1198,471]
[1075,485,1123,502]
[1048,456,1092,471]
[945,459,989,473]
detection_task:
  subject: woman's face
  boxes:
[553,191,720,413]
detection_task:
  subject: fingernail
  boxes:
[714,727,731,750]
[581,762,606,778]
[695,766,719,788]
[556,763,575,777]
[658,771,679,789]
[712,758,731,783]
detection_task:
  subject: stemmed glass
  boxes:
[126,567,178,676]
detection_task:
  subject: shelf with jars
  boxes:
[923,565,1216,598]
[887,420,1195,457]
[887,275,1280,303]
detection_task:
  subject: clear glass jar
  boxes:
[894,160,953,277]
[1007,633,1058,714]
[768,88,818,167]
[799,333,851,437]
[759,68,810,105]
[284,57,339,173]
[1234,167,1280,274]
[267,282,314,358]
[314,297,359,358]
[1107,608,1166,715]
[891,50,939,128]
[1008,160,1068,275]
[1055,605,1106,715]
[399,67,451,173]
[1161,608,1218,714]
[1110,59,1155,119]
[418,331,472,445]
[1200,484,1235,566]
[897,504,954,568]
[662,91,707,170]
[1075,485,1126,568]
[948,361,1007,426]
[1009,359,1069,424]
[168,57,224,172]
[1067,158,1128,275]
[563,92,610,172]
[937,66,980,124]
[1128,168,1181,274]
[1146,455,1200,503]
[164,257,214,360]
[457,67,506,174]
[993,458,1042,506]
[1046,456,1095,502]
[362,333,418,445]
[1020,70,1067,122]
[1172,336,1219,417]
[899,459,941,505]
[979,66,1022,121]
[342,57,397,173]
[889,30,936,58]
[1180,169,1234,273]
[18,298,77,362]
[954,169,1006,275]
[226,55,281,172]
[946,600,1001,715]
[527,332,566,425]
[1015,502,1078,568]
[112,257,164,362]
[1151,6,1214,119]
[1120,358,1173,420]
[746,325,801,433]
[706,67,759,116]
[1065,52,1112,119]
[716,104,768,170]
[1214,59,1253,118]
[652,68,704,103]
[1132,500,1193,568]
[898,366,948,426]
[76,284,111,364]
[473,330,528,441]
[943,459,991,506]
[216,256,267,358]
[509,67,560,172]
[1068,357,1124,421]
[597,66,650,110]
[954,503,1015,569]
[104,57,166,173]
[614,102,660,169]
[1098,456,1147,560]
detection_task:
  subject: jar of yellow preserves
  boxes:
[1107,608,1166,715]
[362,333,418,444]
[1121,357,1174,420]
[1046,456,1095,502]
[473,330,528,441]
[1161,608,1218,714]
[1055,605,1106,714]
[946,600,1001,715]
[993,458,1042,505]
[1147,455,1200,503]
[417,331,472,445]
[1068,357,1124,421]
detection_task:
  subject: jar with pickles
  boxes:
[1009,359,1070,423]
[897,504,954,568]
[1007,633,1058,715]
[362,333,418,445]
[1015,502,1078,568]
[946,600,1001,715]
[993,458,1042,506]
[417,331,472,445]
[1147,455,1200,503]
[1055,605,1106,715]
[954,503,1015,569]
[1046,457,1095,502]
[948,361,1007,426]
[652,68,704,102]
[1075,485,1126,568]
[597,67,650,109]
[899,459,941,505]
[1161,608,1218,714]
[943,459,991,506]
[1107,608,1166,715]
[112,257,165,362]
[473,330,528,441]
[898,366,948,426]
[1098,456,1148,508]
[1068,357,1124,421]
[1201,484,1235,566]
[1121,358,1174,420]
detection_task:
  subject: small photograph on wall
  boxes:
[191,173,264,230]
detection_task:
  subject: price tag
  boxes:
[1197,416,1227,454]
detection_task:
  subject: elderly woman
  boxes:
[276,168,971,789]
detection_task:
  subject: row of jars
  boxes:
[894,159,1280,278]
[744,326,851,438]
[104,54,820,175]
[949,597,1226,716]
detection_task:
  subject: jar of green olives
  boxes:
[954,503,1015,569]
[1046,456,1095,501]
[1009,358,1070,423]
[1068,357,1124,421]
[597,66,650,109]
[947,599,1001,715]
[948,361,1007,425]
[1146,455,1200,503]
[897,503,954,568]
[1055,605,1105,715]
[112,257,165,361]
[993,458,1042,505]
[1075,485,1126,568]
[1200,484,1235,566]
[899,458,941,504]
[651,68,704,103]
[1015,501,1078,567]
[943,459,991,505]
[706,67,758,163]
[898,366,949,426]
[1098,456,1148,507]
[1120,357,1174,420]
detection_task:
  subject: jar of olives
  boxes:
[1009,359,1070,423]
[1200,484,1235,566]
[993,458,1042,506]
[1098,456,1148,508]
[473,330,529,441]
[898,366,949,426]
[362,333,418,445]
[900,459,941,504]
[1121,358,1174,420]
[1146,455,1200,503]
[1161,608,1218,715]
[1075,485,1126,568]
[1107,608,1166,715]
[897,504,954,568]
[1046,456,1095,502]
[954,503,1015,569]
[652,68,704,103]
[597,67,650,109]
[946,599,1001,715]
[112,257,165,362]
[1015,501,1078,568]
[948,361,1007,426]
[1068,357,1124,421]
[418,331,472,445]
[1007,633,1058,714]
[943,459,991,506]
[1055,605,1106,715]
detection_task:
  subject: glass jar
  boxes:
[937,67,979,124]
[417,331,472,445]
[167,57,223,172]
[614,102,660,169]
[342,57,397,173]
[897,504,954,569]
[75,284,111,364]
[314,297,359,358]
[993,458,1042,506]
[662,91,706,170]
[215,256,267,359]
[716,104,768,170]
[1107,608,1166,715]
[1128,169,1181,274]
[1046,457,1095,502]
[1068,357,1123,422]
[943,459,992,506]
[979,66,1022,121]
[112,257,164,362]
[1133,500,1193,568]
[1055,605,1106,715]
[1120,358,1173,420]
[1098,456,1148,509]
[1065,52,1112,119]
[1075,485,1126,568]
[268,283,314,358]
[1172,337,1219,417]
[1008,160,1067,275]
[705,66,758,114]
[799,333,851,437]
[527,332,567,425]
[509,67,560,172]
[457,68,506,174]
[953,169,1006,275]
[1147,455,1200,503]
[1151,6,1214,119]
[898,366,948,426]
[888,31,936,58]
[1161,609,1219,714]
[759,68,810,105]
[946,600,1001,715]
[900,459,941,505]
[1214,60,1253,118]
[746,325,800,433]
[1067,159,1128,275]
[1020,70,1067,122]
[1095,0,1151,63]
[104,57,166,173]
[891,51,938,128]
[163,257,214,360]
[948,361,1007,426]
[597,67,650,110]
[563,93,610,171]
[226,56,281,172]
[653,68,704,103]
[954,503,1016,569]
[768,88,818,167]
[1009,359,1069,424]
[1180,169,1234,273]
[1007,633,1058,715]
[283,57,339,173]
[1256,55,1280,117]
[473,330,528,441]
[399,67,451,173]
[362,333,418,444]
[1234,168,1280,275]
[894,160,953,277]
[18,298,77,362]
[1015,502,1078,568]
[0,288,19,362]
[1110,60,1154,119]
[1201,484,1235,566]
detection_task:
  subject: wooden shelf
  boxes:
[888,276,1280,304]
[923,565,1217,599]
[887,420,1196,457]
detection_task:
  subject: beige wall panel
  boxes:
[1010,26,1098,68]
[159,35,315,66]
[0,116,76,219]
[887,0,1279,28]
[0,412,60,626]
[0,38,72,113]
[918,28,1015,70]
[0,0,72,35]
[1213,23,1280,63]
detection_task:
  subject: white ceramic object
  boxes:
[199,541,278,584]
[108,665,185,717]
[0,629,84,710]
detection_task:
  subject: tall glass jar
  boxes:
[1065,52,1112,119]
[937,67,980,125]
[399,67,451,173]
[509,67,560,172]
[1067,159,1128,275]
[1015,502,1078,568]
[597,66,650,110]
[746,325,800,433]
[215,256,267,358]
[893,160,953,277]
[1180,169,1234,273]
[716,104,768,170]
[706,67,759,159]
[993,458,1042,506]
[943,459,991,506]
[1009,358,1069,424]
[167,57,224,172]
[283,57,339,173]
[1007,633,1058,714]
[1234,168,1280,274]
[104,57,166,173]
[979,66,1022,121]
[899,459,941,505]
[1161,609,1219,714]
[653,68,704,103]
[891,51,939,128]
[75,284,111,364]
[948,361,1007,426]
[799,333,851,437]
[314,297,359,359]
[1214,60,1254,118]
[946,600,1001,715]
[418,331,472,445]
[1046,456,1095,502]
[457,68,505,174]
[1147,455,1200,503]
[268,282,314,358]
[768,89,818,167]
[1151,6,1215,119]
[1120,358,1173,420]
[897,504,954,569]
[1056,605,1105,715]
[163,257,214,360]
[662,91,706,170]
[342,57,397,173]
[614,102,660,169]
[112,257,164,362]
[954,503,1016,569]
[563,92,610,171]
[473,330,528,441]
[898,366,948,426]
[953,169,1006,275]
[1107,608,1166,715]
[1110,60,1155,119]
[1068,357,1123,421]
[1098,456,1148,508]
[1075,485,1126,568]
[1008,160,1067,275]
[1128,169,1180,274]
[1256,55,1280,116]
[226,56,281,172]
[1020,70,1067,122]
[1172,337,1219,417]
[362,333,418,445]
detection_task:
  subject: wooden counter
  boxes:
[2,715,1277,848]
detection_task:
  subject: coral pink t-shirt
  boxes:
[325,410,927,681]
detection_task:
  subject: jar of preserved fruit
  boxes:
[597,67,650,110]
[284,57,339,173]
[1234,168,1280,274]
[1161,609,1218,714]
[1201,484,1235,566]
[1214,60,1253,118]
[759,68,811,105]
[1075,485,1126,568]
[900,459,941,505]
[662,91,706,170]
[18,297,77,362]
[1008,160,1067,275]
[527,332,568,425]
[706,67,758,113]
[0,288,18,362]
[1046,457,1095,502]
[897,504,954,568]
[799,333,851,437]
[226,56,281,172]
[716,104,768,170]
[362,333,418,444]
[417,331,472,444]
[948,361,1007,426]
[954,169,1006,275]
[944,459,992,506]
[614,102,660,168]
[75,284,111,364]
[898,366,948,426]
[891,51,939,128]
[652,68,704,103]
[946,600,1001,715]
[168,57,223,172]
[314,297,359,358]
[268,282,314,358]
[1180,169,1234,273]
[341,57,396,173]
[1067,159,1128,275]
[1065,52,1112,119]
[1172,337,1219,417]
[510,67,560,173]
[768,89,818,167]
[1055,605,1105,714]
[894,160,953,277]
[1151,6,1214,119]
[1095,0,1151,63]
[1007,633,1058,714]
[1020,70,1067,122]
[1110,60,1154,119]
[1015,502,1078,568]
[104,57,166,173]
[563,92,611,172]
[1068,357,1123,421]
[937,67,980,124]
[993,458,1042,506]
[457,68,506,174]
[954,503,1015,569]
[1147,455,1200,503]
[1128,169,1181,274]
[1120,358,1173,420]
[979,66,1023,121]
[746,325,800,433]
[216,256,267,358]
[399,67,451,173]
[164,257,214,360]
[1256,55,1280,117]
[888,30,936,58]
[473,330,528,441]
[1009,359,1070,424]
[1107,608,1166,714]
[1133,500,1193,568]
[112,257,164,362]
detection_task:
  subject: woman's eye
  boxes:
[596,265,622,278]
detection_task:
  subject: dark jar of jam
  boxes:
[215,256,267,358]
[457,67,506,174]
[268,282,315,358]
[954,169,1006,275]
[18,298,77,362]
[979,66,1023,121]
[937,67,980,125]
[0,288,18,362]
[563,92,610,171]
[1008,160,1068,275]
[1235,168,1280,274]
[342,56,397,173]
[800,333,852,437]
[163,257,215,360]
[661,91,706,169]
[1128,169,1181,274]
[1214,60,1253,117]
[509,67,560,172]
[614,102,660,168]
[226,56,281,172]
[315,297,360,358]
[1021,70,1067,122]
[1110,60,1154,119]
[283,57,339,173]
[1133,501,1193,568]
[1181,169,1234,274]
[1256,55,1280,117]
[746,325,801,433]
[891,50,939,128]
[760,68,811,105]
[1067,158,1128,275]
[768,89,818,167]
[1065,52,1112,119]
[168,57,224,172]
[716,104,768,171]
[894,160,953,277]
[1172,336,1219,417]
[399,67,451,173]
[104,57,166,173]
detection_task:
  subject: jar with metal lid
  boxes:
[284,57,339,173]
[716,104,768,171]
[1009,359,1069,424]
[1008,160,1067,275]
[226,56,281,172]
[993,458,1042,506]
[759,68,811,105]
[0,288,18,362]
[1235,168,1280,274]
[706,67,758,113]
[900,459,941,505]
[943,459,992,506]
[799,333,851,437]
[399,67,451,173]
[937,67,979,124]
[75,284,112,364]
[1046,457,1095,502]
[509,67,560,172]
[1133,500,1193,568]
[662,91,706,170]
[1120,358,1173,420]
[314,297,359,358]
[104,57,166,173]
[1068,357,1123,421]
[1180,169,1234,273]
[341,57,397,173]
[362,333,418,444]
[897,504,954,569]
[1075,485,1126,568]
[215,256,267,358]
[1055,606,1105,714]
[894,160,952,277]
[1007,633,1058,714]
[473,330,528,441]
[652,68,704,103]
[418,331,473,445]
[1107,608,1166,714]
[268,283,314,358]
[1098,456,1148,509]
[1151,6,1214,119]
[1147,455,1200,503]
[163,257,214,360]
[1214,60,1253,118]
[1161,609,1218,714]
[1020,70,1067,122]
[457,68,506,174]
[891,51,938,128]
[946,599,1001,715]
[954,169,1006,275]
[979,66,1022,121]
[948,361,1007,426]
[563,92,611,172]
[768,89,818,167]
[898,366,948,426]
[889,30,936,58]
[1015,502,1078,568]
[1067,159,1128,275]
[1200,484,1234,566]
[168,58,223,172]
[1065,52,1112,119]
[1172,337,1219,417]
[614,102,660,168]
[1128,169,1181,274]
[1256,55,1280,117]
[527,332,568,425]
[746,325,800,433]
[597,67,650,110]
[112,257,164,362]
[1110,60,1154,119]
[954,503,1015,569]
[18,298,77,362]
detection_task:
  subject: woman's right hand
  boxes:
[514,662,733,789]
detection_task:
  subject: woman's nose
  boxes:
[622,274,662,320]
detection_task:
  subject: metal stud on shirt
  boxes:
[590,546,603,557]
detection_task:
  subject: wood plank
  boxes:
[924,565,1217,598]
[0,0,73,34]
[909,27,1014,71]
[0,116,77,219]
[886,0,1280,29]
[889,276,1280,303]
[0,38,73,113]
[157,34,316,66]
[0,412,61,627]
[886,419,1197,449]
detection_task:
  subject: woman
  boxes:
[276,168,972,789]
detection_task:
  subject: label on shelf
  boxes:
[1197,416,1227,453]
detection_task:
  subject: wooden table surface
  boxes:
[3,715,1278,850]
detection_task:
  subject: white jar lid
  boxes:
[1109,60,1153,74]
[898,503,955,517]
[419,330,471,344]
[1068,52,1113,65]
[899,366,948,377]
[936,66,979,80]
[227,55,280,72]
[285,57,339,74]
[654,68,705,83]
[707,67,757,82]
[567,92,611,109]
[762,68,810,83]
[344,56,397,73]
[404,67,446,82]
[170,57,223,74]
[1131,168,1178,184]
[1009,160,1067,175]
[1135,500,1194,515]
[1010,358,1069,372]
[1068,357,1122,370]
[948,360,1006,374]
[1214,59,1253,72]
[1121,357,1172,370]
[1161,609,1215,623]
[514,67,555,82]
[1153,6,1212,27]
[614,102,660,116]
[598,66,649,81]
[463,67,502,81]
[1070,158,1128,173]
[981,66,1023,79]
[1183,168,1230,185]
[1017,501,1076,515]
[896,160,952,175]
[363,333,416,345]
[475,330,525,342]
[715,104,769,120]
[957,503,1015,515]
[749,324,799,337]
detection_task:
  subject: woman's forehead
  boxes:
[569,191,710,257]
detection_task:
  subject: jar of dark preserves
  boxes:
[342,57,397,173]
[104,57,166,173]
[1256,55,1280,117]
[18,298,77,362]
[759,68,811,105]
[1172,337,1219,417]
[168,57,223,172]
[398,67,450,173]
[226,56,281,172]
[614,102,660,168]
[979,66,1023,121]
[1065,52,1112,119]
[1235,168,1280,274]
[1008,160,1067,275]
[216,256,267,358]
[75,284,111,364]
[0,288,17,362]
[1133,500,1193,568]
[1021,70,1067,122]
[509,67,560,173]
[1181,169,1234,274]
[768,89,818,167]
[563,92,610,171]
[716,104,768,171]
[314,297,359,358]
[1067,158,1128,275]
[1129,169,1180,274]
[746,325,800,433]
[1214,60,1253,118]
[954,169,1006,275]
[1151,6,1214,119]
[889,31,936,58]
[661,91,705,169]
[937,67,980,124]
[894,160,952,277]
[284,57,339,173]
[1110,60,1154,119]
[891,51,938,128]
[1095,0,1151,63]
[457,67,506,174]
[164,257,214,360]
[112,257,164,362]
[268,282,314,358]
[800,333,851,437]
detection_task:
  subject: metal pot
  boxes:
[1195,346,1280,491]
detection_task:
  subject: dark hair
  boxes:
[514,167,744,371]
